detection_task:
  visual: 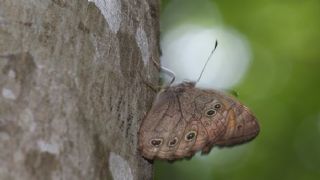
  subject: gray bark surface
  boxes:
[0,0,159,179]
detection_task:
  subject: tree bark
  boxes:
[0,0,159,179]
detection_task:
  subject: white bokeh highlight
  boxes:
[161,25,252,89]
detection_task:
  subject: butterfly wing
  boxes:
[139,83,210,160]
[138,87,186,160]
[214,104,260,147]
[139,82,259,160]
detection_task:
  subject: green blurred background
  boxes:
[155,0,320,180]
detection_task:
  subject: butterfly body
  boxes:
[138,82,259,160]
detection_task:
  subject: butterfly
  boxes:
[138,41,260,160]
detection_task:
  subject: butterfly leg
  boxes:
[141,78,162,92]
[201,144,214,155]
[140,58,177,91]
[152,58,176,85]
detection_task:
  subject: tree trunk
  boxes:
[0,0,159,179]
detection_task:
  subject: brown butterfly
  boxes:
[138,42,260,160]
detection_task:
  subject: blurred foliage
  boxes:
[156,0,320,180]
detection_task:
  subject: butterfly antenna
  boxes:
[196,40,218,83]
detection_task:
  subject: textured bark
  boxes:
[0,0,159,179]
